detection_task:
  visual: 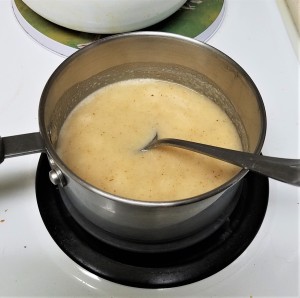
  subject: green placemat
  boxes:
[13,0,225,56]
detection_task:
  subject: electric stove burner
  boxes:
[36,153,269,288]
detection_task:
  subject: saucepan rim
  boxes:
[39,31,267,207]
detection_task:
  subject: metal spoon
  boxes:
[142,133,300,186]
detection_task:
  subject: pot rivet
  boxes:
[49,168,66,187]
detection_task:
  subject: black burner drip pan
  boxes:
[36,153,269,288]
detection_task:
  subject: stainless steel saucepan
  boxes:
[0,32,268,252]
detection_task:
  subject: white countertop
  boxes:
[0,0,299,296]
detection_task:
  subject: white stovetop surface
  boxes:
[0,0,299,297]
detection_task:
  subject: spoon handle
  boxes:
[154,138,300,186]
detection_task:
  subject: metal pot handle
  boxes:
[0,132,45,164]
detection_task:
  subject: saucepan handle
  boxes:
[0,132,45,164]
